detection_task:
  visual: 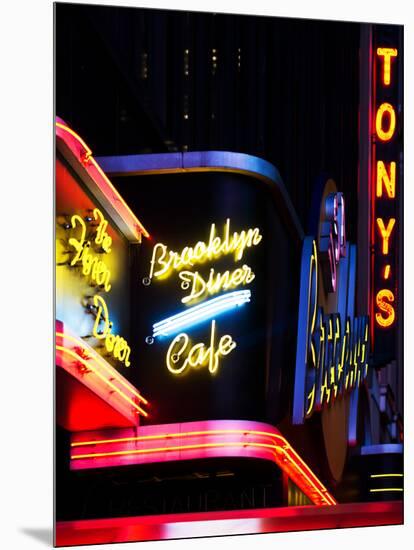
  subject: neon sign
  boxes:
[376,217,395,255]
[179,265,255,304]
[92,295,131,367]
[166,320,237,375]
[372,35,401,337]
[375,289,395,328]
[293,237,369,423]
[61,206,133,368]
[68,208,112,292]
[375,102,396,142]
[148,218,262,280]
[377,48,398,86]
[376,161,396,198]
[147,219,261,376]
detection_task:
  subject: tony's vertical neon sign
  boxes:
[371,29,402,359]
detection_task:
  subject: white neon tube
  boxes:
[153,290,251,328]
[153,290,251,337]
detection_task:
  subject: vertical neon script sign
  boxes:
[372,28,402,359]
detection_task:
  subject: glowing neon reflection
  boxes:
[369,487,404,493]
[152,290,251,337]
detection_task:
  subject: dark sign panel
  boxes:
[114,169,301,426]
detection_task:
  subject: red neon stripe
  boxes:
[55,501,403,547]
[56,331,148,405]
[56,325,150,421]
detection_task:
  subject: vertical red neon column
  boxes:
[371,29,402,363]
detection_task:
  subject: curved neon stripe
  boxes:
[154,292,250,329]
[56,121,149,238]
[95,150,305,242]
[70,428,330,492]
[153,299,247,336]
[70,427,335,506]
[56,345,148,417]
[71,429,286,447]
[153,291,250,328]
[71,440,334,506]
[72,441,281,460]
[56,121,92,152]
[153,300,247,336]
[153,291,250,336]
[56,332,148,405]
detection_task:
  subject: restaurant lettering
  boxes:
[66,207,132,367]
[148,219,261,376]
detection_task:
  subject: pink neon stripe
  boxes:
[70,420,336,506]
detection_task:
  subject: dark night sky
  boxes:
[55,2,361,240]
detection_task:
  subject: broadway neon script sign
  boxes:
[148,219,262,375]
[293,195,370,424]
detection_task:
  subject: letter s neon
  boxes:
[375,289,395,328]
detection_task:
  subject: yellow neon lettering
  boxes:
[92,295,110,340]
[105,332,116,353]
[93,208,112,253]
[148,243,169,279]
[149,219,262,280]
[209,319,217,373]
[193,241,207,260]
[377,47,398,86]
[306,386,315,416]
[339,320,350,384]
[230,267,247,286]
[166,320,236,375]
[92,295,132,366]
[187,343,206,368]
[376,161,396,199]
[375,289,395,328]
[320,371,330,405]
[376,217,396,255]
[68,215,87,265]
[114,337,127,361]
[166,333,191,375]
[218,334,237,357]
[179,264,256,304]
[376,103,396,142]
[67,214,111,291]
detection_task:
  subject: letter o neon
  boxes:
[375,103,396,142]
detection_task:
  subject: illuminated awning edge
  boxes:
[95,150,304,244]
[56,321,149,428]
[55,117,149,242]
[70,419,336,507]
